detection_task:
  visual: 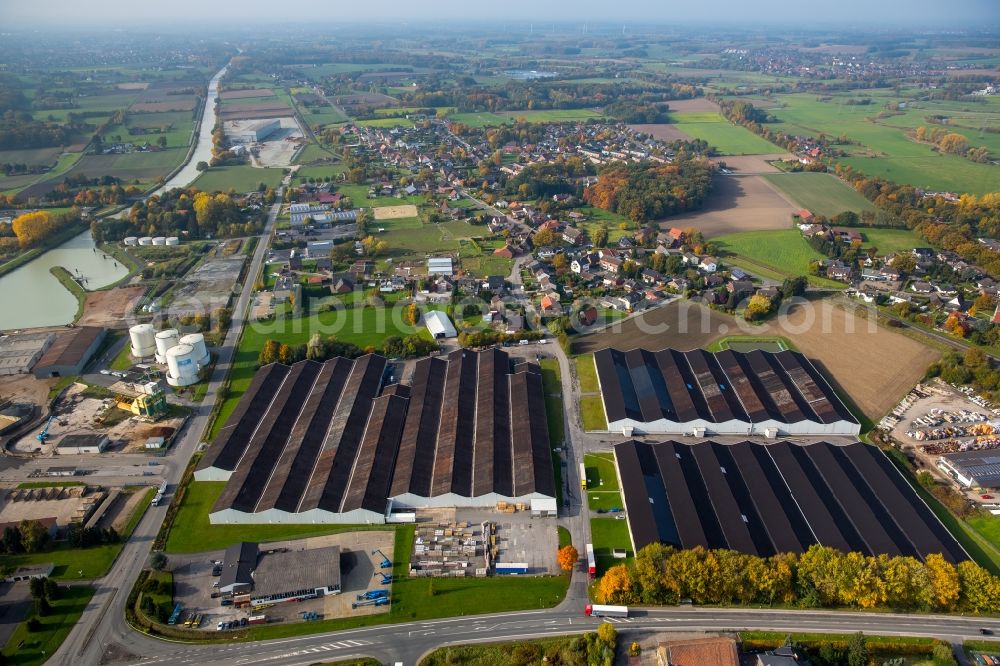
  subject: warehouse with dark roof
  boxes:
[195,349,555,524]
[594,347,860,437]
[615,439,967,562]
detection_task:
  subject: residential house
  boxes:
[699,256,719,273]
[562,226,586,246]
[600,255,623,273]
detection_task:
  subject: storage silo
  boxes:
[154,328,180,364]
[165,237,180,246]
[138,237,153,246]
[179,333,210,366]
[165,344,198,387]
[124,237,138,246]
[129,324,156,358]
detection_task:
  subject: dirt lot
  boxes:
[713,154,795,174]
[628,124,693,141]
[219,88,275,100]
[373,204,419,220]
[663,98,722,113]
[78,286,145,327]
[659,175,799,238]
[0,374,55,411]
[758,300,937,420]
[336,93,399,110]
[250,118,304,168]
[572,300,731,354]
[219,102,294,121]
[131,99,197,113]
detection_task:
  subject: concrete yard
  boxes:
[455,509,560,575]
[0,485,105,528]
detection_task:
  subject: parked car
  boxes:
[221,599,233,606]
[239,618,248,627]
[216,621,224,631]
[982,494,994,500]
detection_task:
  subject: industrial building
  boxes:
[290,210,358,226]
[196,350,555,524]
[32,326,106,379]
[424,310,457,339]
[937,450,1000,489]
[594,347,860,437]
[0,332,54,376]
[56,433,110,454]
[228,118,281,143]
[218,542,342,604]
[614,439,968,562]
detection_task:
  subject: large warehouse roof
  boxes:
[196,350,554,523]
[615,439,967,562]
[594,347,859,436]
[939,450,1000,488]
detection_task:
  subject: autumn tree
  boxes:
[557,544,578,572]
[923,554,960,611]
[12,211,61,249]
[598,564,636,605]
[743,293,774,321]
[258,339,281,365]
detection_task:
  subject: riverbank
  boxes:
[49,266,86,321]
[0,221,86,279]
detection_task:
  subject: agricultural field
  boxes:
[355,117,414,128]
[572,300,732,355]
[660,175,798,237]
[448,109,605,127]
[193,165,284,193]
[714,229,828,278]
[855,228,926,254]
[668,111,781,155]
[763,172,877,217]
[766,91,1000,195]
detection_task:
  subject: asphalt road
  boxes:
[50,180,286,666]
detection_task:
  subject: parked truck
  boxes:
[586,543,596,578]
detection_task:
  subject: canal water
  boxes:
[0,231,129,329]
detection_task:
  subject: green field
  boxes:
[580,396,608,431]
[447,112,510,128]
[590,518,632,574]
[574,354,599,393]
[668,112,779,155]
[193,165,284,193]
[856,228,925,254]
[1,585,95,666]
[714,229,827,277]
[355,117,414,128]
[967,513,1000,554]
[583,453,618,492]
[763,172,877,217]
[448,109,604,128]
[768,92,1000,195]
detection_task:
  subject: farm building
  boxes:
[424,310,457,339]
[615,439,968,562]
[195,350,554,524]
[228,118,281,143]
[593,347,860,437]
[937,450,1000,489]
[32,326,106,379]
[427,257,454,276]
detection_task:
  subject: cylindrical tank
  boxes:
[124,237,138,246]
[138,237,153,246]
[165,236,180,246]
[129,323,156,358]
[179,333,209,366]
[166,344,198,387]
[154,328,180,364]
[152,236,166,246]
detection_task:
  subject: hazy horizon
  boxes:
[3,0,998,27]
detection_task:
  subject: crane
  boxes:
[36,416,55,443]
[371,549,391,569]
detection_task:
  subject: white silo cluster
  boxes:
[154,329,180,364]
[152,237,166,246]
[124,236,138,246]
[130,324,211,387]
[165,237,180,246]
[138,237,153,246]
[129,324,156,358]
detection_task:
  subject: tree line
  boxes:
[257,332,438,366]
[599,543,1000,614]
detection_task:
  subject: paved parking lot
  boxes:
[169,531,394,630]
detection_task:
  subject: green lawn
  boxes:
[574,354,599,393]
[539,359,565,506]
[335,183,425,209]
[857,228,926,255]
[1,585,95,666]
[580,396,608,431]
[583,453,618,492]
[164,482,377,553]
[448,109,604,127]
[590,518,632,574]
[355,117,414,128]
[714,229,827,278]
[967,513,1000,554]
[763,172,877,217]
[193,165,284,193]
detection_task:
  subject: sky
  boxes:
[3,0,998,26]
